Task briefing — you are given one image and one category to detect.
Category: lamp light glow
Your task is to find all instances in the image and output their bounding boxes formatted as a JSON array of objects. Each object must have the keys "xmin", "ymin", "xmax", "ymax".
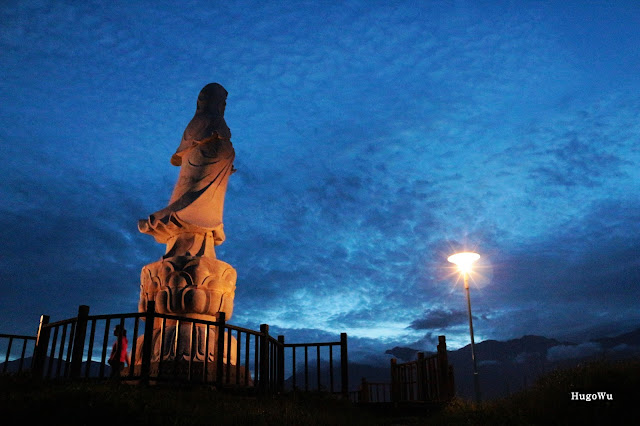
[
  {"xmin": 448, "ymin": 250, "xmax": 482, "ymax": 403},
  {"xmin": 447, "ymin": 252, "xmax": 480, "ymax": 273}
]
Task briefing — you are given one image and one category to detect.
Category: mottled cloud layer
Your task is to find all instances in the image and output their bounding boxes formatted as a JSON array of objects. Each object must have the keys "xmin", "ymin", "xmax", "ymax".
[{"xmin": 1, "ymin": 0, "xmax": 639, "ymax": 359}]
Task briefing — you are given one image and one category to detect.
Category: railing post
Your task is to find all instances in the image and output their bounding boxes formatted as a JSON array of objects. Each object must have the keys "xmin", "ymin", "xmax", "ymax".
[
  {"xmin": 259, "ymin": 324, "xmax": 269, "ymax": 392},
  {"xmin": 360, "ymin": 377, "xmax": 369, "ymax": 403},
  {"xmin": 437, "ymin": 335, "xmax": 451, "ymax": 400},
  {"xmin": 140, "ymin": 301, "xmax": 156, "ymax": 384},
  {"xmin": 416, "ymin": 352, "xmax": 425, "ymax": 401},
  {"xmin": 70, "ymin": 305, "xmax": 90, "ymax": 379},
  {"xmin": 32, "ymin": 314, "xmax": 51, "ymax": 379},
  {"xmin": 3, "ymin": 337, "xmax": 13, "ymax": 374},
  {"xmin": 216, "ymin": 312, "xmax": 226, "ymax": 386},
  {"xmin": 390, "ymin": 358, "xmax": 398, "ymax": 403},
  {"xmin": 277, "ymin": 335, "xmax": 285, "ymax": 393},
  {"xmin": 340, "ymin": 332, "xmax": 348, "ymax": 397}
]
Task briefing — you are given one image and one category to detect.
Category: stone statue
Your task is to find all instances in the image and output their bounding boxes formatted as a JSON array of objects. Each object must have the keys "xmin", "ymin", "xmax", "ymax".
[
  {"xmin": 138, "ymin": 83, "xmax": 235, "ymax": 258},
  {"xmin": 135, "ymin": 83, "xmax": 238, "ymax": 368}
]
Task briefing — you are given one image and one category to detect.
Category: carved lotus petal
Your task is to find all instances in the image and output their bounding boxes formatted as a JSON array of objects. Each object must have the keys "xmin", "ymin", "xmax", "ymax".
[
  {"xmin": 183, "ymin": 288, "xmax": 207, "ymax": 313},
  {"xmin": 200, "ymin": 276, "xmax": 218, "ymax": 289},
  {"xmin": 156, "ymin": 290, "xmax": 169, "ymax": 313},
  {"xmin": 183, "ymin": 262, "xmax": 203, "ymax": 284},
  {"xmin": 168, "ymin": 272, "xmax": 190, "ymax": 289},
  {"xmin": 158, "ymin": 262, "xmax": 175, "ymax": 282},
  {"xmin": 140, "ymin": 268, "xmax": 153, "ymax": 288},
  {"xmin": 183, "ymin": 258, "xmax": 201, "ymax": 269},
  {"xmin": 221, "ymin": 268, "xmax": 237, "ymax": 287}
]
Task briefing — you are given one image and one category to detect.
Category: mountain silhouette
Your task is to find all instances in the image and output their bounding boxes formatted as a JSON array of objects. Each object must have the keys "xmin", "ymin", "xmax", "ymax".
[
  {"xmin": 592, "ymin": 327, "xmax": 640, "ymax": 349},
  {"xmin": 384, "ymin": 327, "xmax": 640, "ymax": 400},
  {"xmin": 0, "ymin": 356, "xmax": 110, "ymax": 377}
]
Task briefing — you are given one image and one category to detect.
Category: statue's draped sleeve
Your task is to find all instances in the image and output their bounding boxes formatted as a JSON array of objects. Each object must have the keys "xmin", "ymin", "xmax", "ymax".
[
  {"xmin": 170, "ymin": 114, "xmax": 230, "ymax": 166},
  {"xmin": 138, "ymin": 134, "xmax": 235, "ymax": 245}
]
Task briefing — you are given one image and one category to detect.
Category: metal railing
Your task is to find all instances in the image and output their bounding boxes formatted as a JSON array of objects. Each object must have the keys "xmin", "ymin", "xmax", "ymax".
[
  {"xmin": 283, "ymin": 333, "xmax": 348, "ymax": 394},
  {"xmin": 0, "ymin": 333, "xmax": 36, "ymax": 374},
  {"xmin": 350, "ymin": 335, "xmax": 454, "ymax": 404},
  {"xmin": 5, "ymin": 302, "xmax": 348, "ymax": 395},
  {"xmin": 349, "ymin": 378, "xmax": 391, "ymax": 403},
  {"xmin": 390, "ymin": 336, "xmax": 455, "ymax": 403}
]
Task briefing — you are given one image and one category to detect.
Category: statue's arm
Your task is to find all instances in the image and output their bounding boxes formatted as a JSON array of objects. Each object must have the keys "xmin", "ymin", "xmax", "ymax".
[{"xmin": 171, "ymin": 132, "xmax": 226, "ymax": 166}]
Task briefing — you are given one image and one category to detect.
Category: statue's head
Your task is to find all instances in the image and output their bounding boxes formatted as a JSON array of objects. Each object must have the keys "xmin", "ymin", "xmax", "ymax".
[{"xmin": 197, "ymin": 83, "xmax": 228, "ymax": 116}]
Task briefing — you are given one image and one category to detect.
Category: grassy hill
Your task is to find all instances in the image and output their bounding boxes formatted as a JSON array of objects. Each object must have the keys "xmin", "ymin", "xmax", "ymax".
[
  {"xmin": 1, "ymin": 359, "xmax": 637, "ymax": 425},
  {"xmin": 430, "ymin": 359, "xmax": 639, "ymax": 425}
]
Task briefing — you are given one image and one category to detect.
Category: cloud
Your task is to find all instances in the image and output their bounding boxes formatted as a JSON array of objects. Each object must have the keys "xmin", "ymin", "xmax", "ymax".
[
  {"xmin": 409, "ymin": 309, "xmax": 469, "ymax": 330},
  {"xmin": 1, "ymin": 0, "xmax": 640, "ymax": 356},
  {"xmin": 547, "ymin": 342, "xmax": 602, "ymax": 362},
  {"xmin": 514, "ymin": 352, "xmax": 545, "ymax": 364},
  {"xmin": 385, "ymin": 347, "xmax": 420, "ymax": 362}
]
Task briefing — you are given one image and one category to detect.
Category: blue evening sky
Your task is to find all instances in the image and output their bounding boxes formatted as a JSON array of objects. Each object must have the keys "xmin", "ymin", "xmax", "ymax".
[{"xmin": 1, "ymin": 0, "xmax": 639, "ymax": 363}]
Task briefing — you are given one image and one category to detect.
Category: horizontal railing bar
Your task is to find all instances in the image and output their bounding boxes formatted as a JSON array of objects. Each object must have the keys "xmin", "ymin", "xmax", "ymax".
[
  {"xmin": 0, "ymin": 334, "xmax": 36, "ymax": 340},
  {"xmin": 69, "ymin": 312, "xmax": 225, "ymax": 327},
  {"xmin": 31, "ymin": 317, "xmax": 343, "ymax": 350},
  {"xmin": 86, "ymin": 313, "xmax": 145, "ymax": 321},
  {"xmin": 45, "ymin": 312, "xmax": 225, "ymax": 325},
  {"xmin": 267, "ymin": 336, "xmax": 281, "ymax": 345},
  {"xmin": 283, "ymin": 342, "xmax": 341, "ymax": 348},
  {"xmin": 44, "ymin": 318, "xmax": 78, "ymax": 328},
  {"xmin": 152, "ymin": 313, "xmax": 222, "ymax": 326},
  {"xmin": 224, "ymin": 324, "xmax": 262, "ymax": 335}
]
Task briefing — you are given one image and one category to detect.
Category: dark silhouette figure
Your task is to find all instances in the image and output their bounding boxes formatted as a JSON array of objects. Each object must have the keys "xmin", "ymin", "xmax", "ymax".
[{"xmin": 109, "ymin": 324, "xmax": 131, "ymax": 378}]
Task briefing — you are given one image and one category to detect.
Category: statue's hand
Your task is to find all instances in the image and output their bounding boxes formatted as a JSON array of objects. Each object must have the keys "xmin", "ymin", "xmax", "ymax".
[{"xmin": 170, "ymin": 154, "xmax": 182, "ymax": 166}]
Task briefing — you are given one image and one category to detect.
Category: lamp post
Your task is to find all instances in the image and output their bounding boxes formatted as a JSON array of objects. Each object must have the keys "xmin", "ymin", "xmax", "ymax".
[{"xmin": 448, "ymin": 251, "xmax": 481, "ymax": 403}]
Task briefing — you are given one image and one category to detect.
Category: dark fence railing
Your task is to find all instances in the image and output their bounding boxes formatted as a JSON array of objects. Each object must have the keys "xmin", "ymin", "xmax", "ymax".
[
  {"xmin": 391, "ymin": 335, "xmax": 454, "ymax": 403},
  {"xmin": 349, "ymin": 378, "xmax": 391, "ymax": 403},
  {"xmin": 350, "ymin": 335, "xmax": 454, "ymax": 404},
  {"xmin": 2, "ymin": 303, "xmax": 348, "ymax": 396},
  {"xmin": 283, "ymin": 332, "xmax": 348, "ymax": 395},
  {"xmin": 0, "ymin": 333, "xmax": 37, "ymax": 374}
]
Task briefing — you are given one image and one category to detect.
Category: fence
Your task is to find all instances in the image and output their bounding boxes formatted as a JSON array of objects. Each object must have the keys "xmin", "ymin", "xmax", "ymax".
[
  {"xmin": 351, "ymin": 335, "xmax": 454, "ymax": 404},
  {"xmin": 350, "ymin": 378, "xmax": 392, "ymax": 403},
  {"xmin": 0, "ymin": 333, "xmax": 36, "ymax": 374},
  {"xmin": 1, "ymin": 302, "xmax": 348, "ymax": 395},
  {"xmin": 283, "ymin": 333, "xmax": 348, "ymax": 394},
  {"xmin": 391, "ymin": 335, "xmax": 454, "ymax": 402}
]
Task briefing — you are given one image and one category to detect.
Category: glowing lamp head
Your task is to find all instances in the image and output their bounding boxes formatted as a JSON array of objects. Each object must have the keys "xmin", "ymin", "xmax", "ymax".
[{"xmin": 448, "ymin": 252, "xmax": 480, "ymax": 274}]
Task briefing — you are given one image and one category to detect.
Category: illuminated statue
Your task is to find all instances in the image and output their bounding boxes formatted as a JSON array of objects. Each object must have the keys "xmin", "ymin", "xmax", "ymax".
[
  {"xmin": 139, "ymin": 83, "xmax": 235, "ymax": 258},
  {"xmin": 136, "ymin": 83, "xmax": 238, "ymax": 366}
]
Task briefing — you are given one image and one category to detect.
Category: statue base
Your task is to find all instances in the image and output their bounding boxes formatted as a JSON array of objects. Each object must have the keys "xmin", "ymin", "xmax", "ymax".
[
  {"xmin": 139, "ymin": 255, "xmax": 236, "ymax": 320},
  {"xmin": 134, "ymin": 323, "xmax": 238, "ymax": 365}
]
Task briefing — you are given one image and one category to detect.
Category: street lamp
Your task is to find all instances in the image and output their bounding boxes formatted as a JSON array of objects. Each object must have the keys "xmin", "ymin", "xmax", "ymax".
[{"xmin": 448, "ymin": 251, "xmax": 481, "ymax": 403}]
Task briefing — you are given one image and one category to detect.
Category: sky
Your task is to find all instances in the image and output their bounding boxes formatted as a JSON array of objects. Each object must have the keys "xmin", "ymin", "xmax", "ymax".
[{"xmin": 1, "ymin": 0, "xmax": 639, "ymax": 365}]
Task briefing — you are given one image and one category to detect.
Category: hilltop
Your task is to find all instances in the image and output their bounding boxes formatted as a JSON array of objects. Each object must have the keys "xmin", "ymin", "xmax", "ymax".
[{"xmin": 385, "ymin": 326, "xmax": 640, "ymax": 400}]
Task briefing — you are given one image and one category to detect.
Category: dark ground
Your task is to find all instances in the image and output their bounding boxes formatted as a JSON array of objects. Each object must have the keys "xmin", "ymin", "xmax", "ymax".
[{"xmin": 1, "ymin": 360, "xmax": 638, "ymax": 425}]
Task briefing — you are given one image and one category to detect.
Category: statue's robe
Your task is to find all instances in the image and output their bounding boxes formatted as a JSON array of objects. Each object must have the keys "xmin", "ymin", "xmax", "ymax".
[{"xmin": 138, "ymin": 83, "xmax": 235, "ymax": 253}]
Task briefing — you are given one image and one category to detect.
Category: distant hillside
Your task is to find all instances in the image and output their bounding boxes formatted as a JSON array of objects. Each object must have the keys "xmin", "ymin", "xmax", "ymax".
[
  {"xmin": 592, "ymin": 327, "xmax": 640, "ymax": 348},
  {"xmin": 385, "ymin": 327, "xmax": 640, "ymax": 400},
  {"xmin": 0, "ymin": 356, "xmax": 110, "ymax": 377},
  {"xmin": 283, "ymin": 328, "xmax": 640, "ymax": 398},
  {"xmin": 449, "ymin": 335, "xmax": 562, "ymax": 400}
]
